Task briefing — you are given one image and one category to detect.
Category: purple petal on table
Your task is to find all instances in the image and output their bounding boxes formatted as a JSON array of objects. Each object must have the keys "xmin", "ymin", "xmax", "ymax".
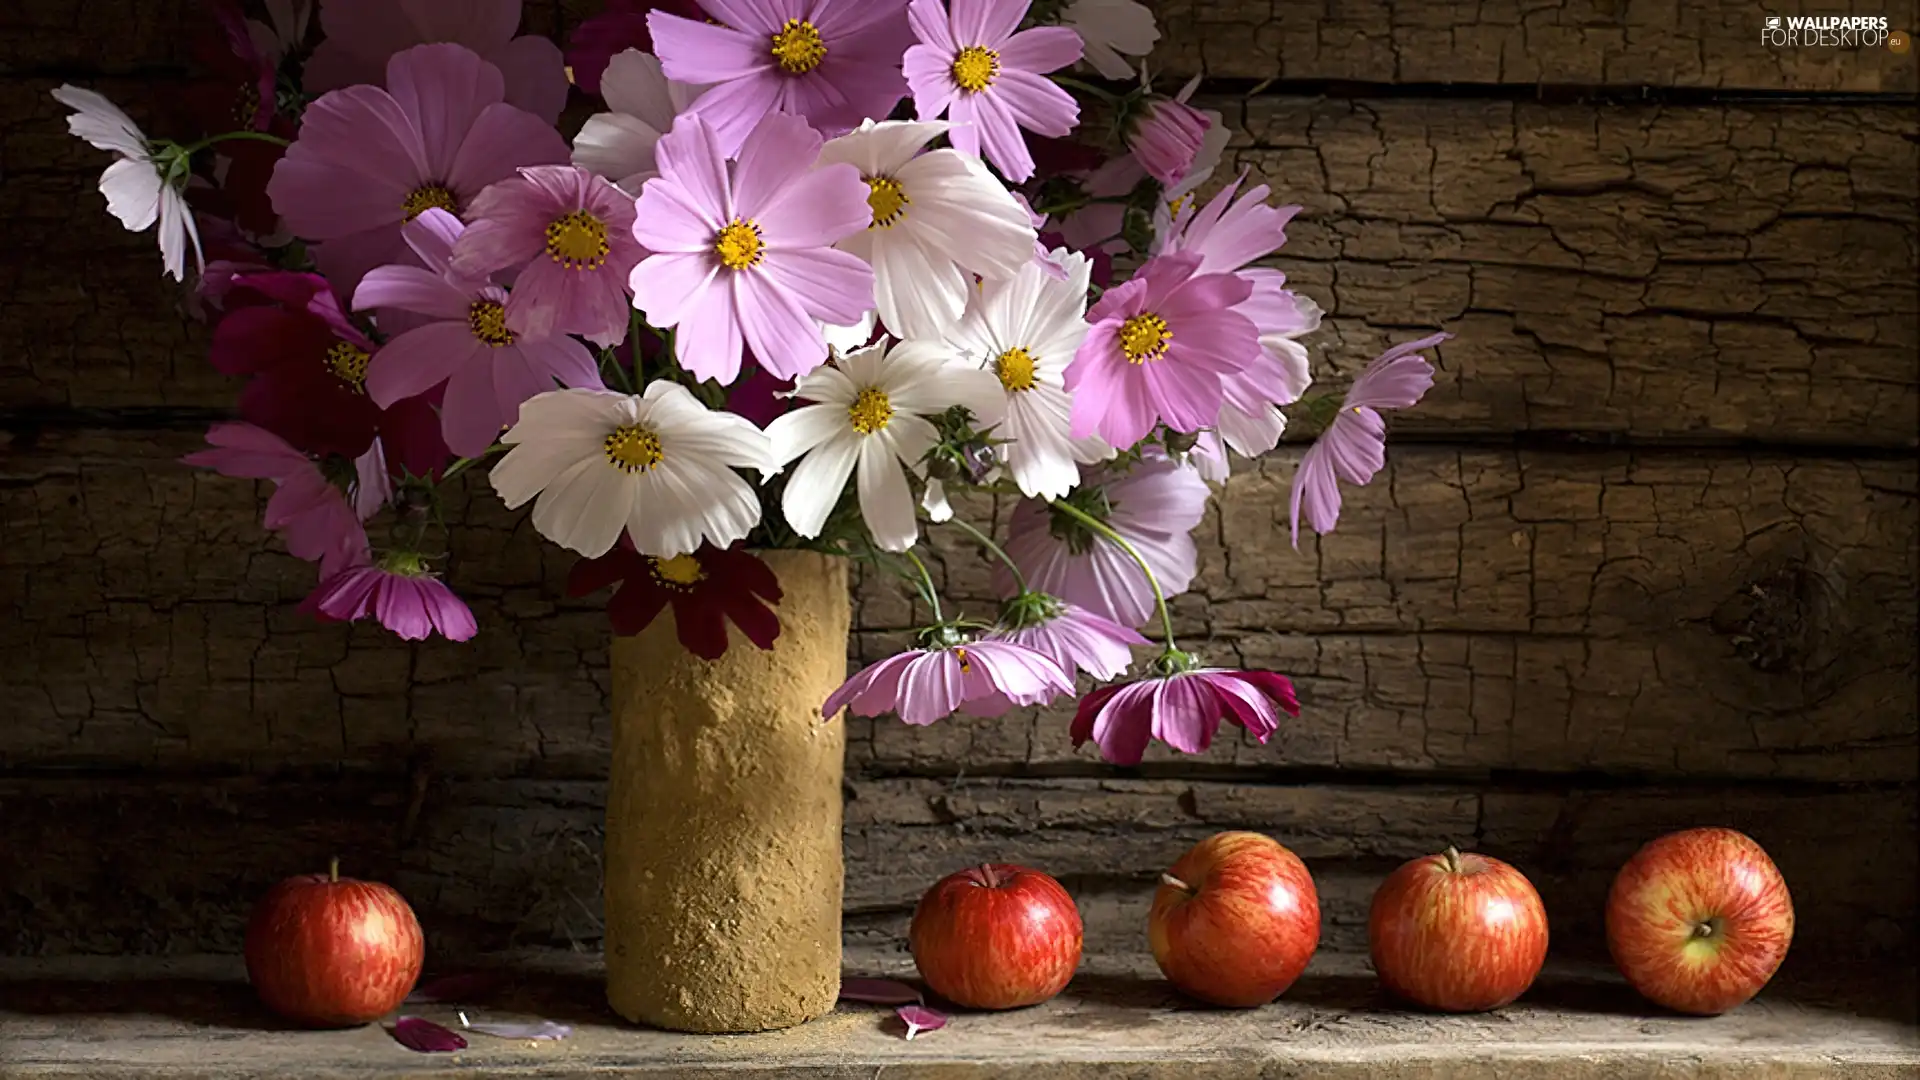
[
  {"xmin": 895, "ymin": 1003, "xmax": 949, "ymax": 1040},
  {"xmin": 391, "ymin": 1016, "xmax": 468, "ymax": 1053},
  {"xmin": 406, "ymin": 972, "xmax": 508, "ymax": 1004},
  {"xmin": 464, "ymin": 1019, "xmax": 573, "ymax": 1041},
  {"xmin": 839, "ymin": 978, "xmax": 924, "ymax": 1005}
]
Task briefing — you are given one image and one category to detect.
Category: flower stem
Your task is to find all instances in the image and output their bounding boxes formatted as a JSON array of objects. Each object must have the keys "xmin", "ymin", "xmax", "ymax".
[
  {"xmin": 1051, "ymin": 74, "xmax": 1125, "ymax": 105},
  {"xmin": 438, "ymin": 443, "xmax": 507, "ymax": 484},
  {"xmin": 945, "ymin": 515, "xmax": 1027, "ymax": 595},
  {"xmin": 903, "ymin": 547, "xmax": 943, "ymax": 623},
  {"xmin": 1047, "ymin": 497, "xmax": 1177, "ymax": 650},
  {"xmin": 180, "ymin": 130, "xmax": 292, "ymax": 155}
]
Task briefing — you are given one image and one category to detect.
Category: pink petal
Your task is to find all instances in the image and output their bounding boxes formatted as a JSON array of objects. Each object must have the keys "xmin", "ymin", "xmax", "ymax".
[
  {"xmin": 1090, "ymin": 681, "xmax": 1157, "ymax": 765},
  {"xmin": 366, "ymin": 321, "xmax": 485, "ymax": 407},
  {"xmin": 895, "ymin": 1003, "xmax": 949, "ymax": 1040},
  {"xmin": 758, "ymin": 247, "xmax": 875, "ymax": 326},
  {"xmin": 906, "ymin": 0, "xmax": 956, "ymax": 52},
  {"xmin": 902, "ymin": 43, "xmax": 957, "ymax": 123},
  {"xmin": 730, "ymin": 112, "xmax": 824, "ymax": 222},
  {"xmin": 391, "ymin": 1016, "xmax": 467, "ymax": 1053},
  {"xmin": 996, "ymin": 25, "xmax": 1083, "ymax": 71},
  {"xmin": 448, "ymin": 104, "xmax": 572, "ymax": 202},
  {"xmin": 839, "ymin": 978, "xmax": 923, "ymax": 1005},
  {"xmin": 822, "ymin": 651, "xmax": 919, "ymax": 719},
  {"xmin": 649, "ymin": 12, "xmax": 771, "ymax": 82},
  {"xmin": 732, "ymin": 273, "xmax": 826, "ymax": 383},
  {"xmin": 992, "ymin": 68, "xmax": 1079, "ymax": 137},
  {"xmin": 630, "ymin": 251, "xmax": 720, "ymax": 328},
  {"xmin": 1288, "ymin": 436, "xmax": 1342, "ymax": 547},
  {"xmin": 267, "ymin": 87, "xmax": 423, "ymax": 239},
  {"xmin": 374, "ymin": 575, "xmax": 436, "ymax": 641},
  {"xmin": 1151, "ymin": 674, "xmax": 1219, "ymax": 755},
  {"xmin": 353, "ymin": 265, "xmax": 472, "ymax": 320},
  {"xmin": 969, "ymin": 91, "xmax": 1035, "ymax": 182},
  {"xmin": 491, "ymin": 35, "xmax": 569, "ymax": 124},
  {"xmin": 401, "ymin": 207, "xmax": 466, "ymax": 275},
  {"xmin": 384, "ymin": 43, "xmax": 507, "ymax": 183},
  {"xmin": 673, "ymin": 276, "xmax": 745, "ymax": 383},
  {"xmin": 679, "ymin": 70, "xmax": 785, "ymax": 160},
  {"xmin": 441, "ymin": 362, "xmax": 510, "ymax": 457},
  {"xmin": 652, "ymin": 113, "xmax": 733, "ymax": 223},
  {"xmin": 425, "ymin": 581, "xmax": 479, "ymax": 642},
  {"xmin": 753, "ymin": 165, "xmax": 872, "ymax": 249},
  {"xmin": 897, "ymin": 650, "xmax": 967, "ymax": 725}
]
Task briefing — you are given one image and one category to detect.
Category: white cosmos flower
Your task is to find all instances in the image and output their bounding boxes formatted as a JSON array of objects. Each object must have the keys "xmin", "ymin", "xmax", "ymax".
[
  {"xmin": 768, "ymin": 339, "xmax": 1004, "ymax": 552},
  {"xmin": 819, "ymin": 120, "xmax": 1036, "ymax": 340},
  {"xmin": 53, "ymin": 85, "xmax": 202, "ymax": 282},
  {"xmin": 571, "ymin": 49, "xmax": 703, "ymax": 195},
  {"xmin": 489, "ymin": 382, "xmax": 773, "ymax": 559},
  {"xmin": 942, "ymin": 247, "xmax": 1112, "ymax": 501},
  {"xmin": 1063, "ymin": 0, "xmax": 1160, "ymax": 79}
]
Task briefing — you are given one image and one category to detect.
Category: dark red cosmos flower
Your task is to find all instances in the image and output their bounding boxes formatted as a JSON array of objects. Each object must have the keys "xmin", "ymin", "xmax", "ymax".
[
  {"xmin": 211, "ymin": 271, "xmax": 448, "ymax": 477},
  {"xmin": 565, "ymin": 0, "xmax": 704, "ymax": 96},
  {"xmin": 567, "ymin": 545, "xmax": 783, "ymax": 660}
]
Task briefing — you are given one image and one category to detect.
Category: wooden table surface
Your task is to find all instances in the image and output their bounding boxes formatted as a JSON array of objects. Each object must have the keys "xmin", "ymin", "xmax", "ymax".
[{"xmin": 1, "ymin": 950, "xmax": 1913, "ymax": 1078}]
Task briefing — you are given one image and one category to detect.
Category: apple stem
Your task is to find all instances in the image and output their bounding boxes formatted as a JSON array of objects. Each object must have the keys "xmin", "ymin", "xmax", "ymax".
[
  {"xmin": 1442, "ymin": 846, "xmax": 1463, "ymax": 873},
  {"xmin": 328, "ymin": 857, "xmax": 339, "ymax": 883},
  {"xmin": 975, "ymin": 864, "xmax": 1000, "ymax": 889},
  {"xmin": 1160, "ymin": 873, "xmax": 1194, "ymax": 895}
]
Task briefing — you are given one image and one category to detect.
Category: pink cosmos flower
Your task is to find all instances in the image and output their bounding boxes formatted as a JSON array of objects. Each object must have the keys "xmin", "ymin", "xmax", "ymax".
[
  {"xmin": 1125, "ymin": 95, "xmax": 1210, "ymax": 187},
  {"xmin": 648, "ymin": 0, "xmax": 912, "ymax": 156},
  {"xmin": 452, "ymin": 166, "xmax": 645, "ymax": 345},
  {"xmin": 182, "ymin": 422, "xmax": 369, "ymax": 578},
  {"xmin": 1290, "ymin": 333, "xmax": 1448, "ymax": 545},
  {"xmin": 995, "ymin": 456, "xmax": 1208, "ymax": 629},
  {"xmin": 1072, "ymin": 668, "xmax": 1301, "ymax": 765},
  {"xmin": 566, "ymin": 0, "xmax": 704, "ymax": 96},
  {"xmin": 903, "ymin": 0, "xmax": 1082, "ymax": 182},
  {"xmin": 822, "ymin": 639, "xmax": 1073, "ymax": 725},
  {"xmin": 266, "ymin": 44, "xmax": 569, "ymax": 294},
  {"xmin": 354, "ymin": 208, "xmax": 602, "ymax": 457},
  {"xmin": 628, "ymin": 112, "xmax": 875, "ymax": 383},
  {"xmin": 991, "ymin": 599, "xmax": 1147, "ymax": 681},
  {"xmin": 1064, "ymin": 251, "xmax": 1260, "ymax": 449},
  {"xmin": 304, "ymin": 558, "xmax": 479, "ymax": 642},
  {"xmin": 304, "ymin": 0, "xmax": 568, "ymax": 123}
]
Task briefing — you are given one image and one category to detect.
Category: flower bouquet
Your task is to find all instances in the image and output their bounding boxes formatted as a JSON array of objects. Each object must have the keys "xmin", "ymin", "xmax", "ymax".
[{"xmin": 55, "ymin": 0, "xmax": 1448, "ymax": 1030}]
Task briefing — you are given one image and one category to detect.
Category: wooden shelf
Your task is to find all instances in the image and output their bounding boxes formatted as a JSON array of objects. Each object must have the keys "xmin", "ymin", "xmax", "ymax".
[{"xmin": 2, "ymin": 950, "xmax": 1914, "ymax": 1078}]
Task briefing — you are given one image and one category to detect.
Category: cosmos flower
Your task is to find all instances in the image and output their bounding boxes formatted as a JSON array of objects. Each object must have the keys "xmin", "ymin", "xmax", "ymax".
[
  {"xmin": 567, "ymin": 543, "xmax": 783, "ymax": 658},
  {"xmin": 304, "ymin": 0, "xmax": 569, "ymax": 123},
  {"xmin": 903, "ymin": 0, "xmax": 1082, "ymax": 182},
  {"xmin": 822, "ymin": 639, "xmax": 1074, "ymax": 724},
  {"xmin": 304, "ymin": 554, "xmax": 479, "ymax": 642},
  {"xmin": 988, "ymin": 596, "xmax": 1146, "ymax": 682},
  {"xmin": 1072, "ymin": 667, "xmax": 1300, "ymax": 765},
  {"xmin": 52, "ymin": 85, "xmax": 202, "ymax": 282},
  {"xmin": 182, "ymin": 422, "xmax": 368, "ymax": 578},
  {"xmin": 1289, "ymin": 333, "xmax": 1448, "ymax": 545},
  {"xmin": 1125, "ymin": 94, "xmax": 1211, "ymax": 187},
  {"xmin": 570, "ymin": 49, "xmax": 704, "ymax": 195}
]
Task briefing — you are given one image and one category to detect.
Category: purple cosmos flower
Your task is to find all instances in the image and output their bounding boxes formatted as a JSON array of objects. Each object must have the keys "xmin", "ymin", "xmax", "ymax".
[
  {"xmin": 995, "ymin": 456, "xmax": 1208, "ymax": 629},
  {"xmin": 648, "ymin": 0, "xmax": 912, "ymax": 156},
  {"xmin": 305, "ymin": 556, "xmax": 479, "ymax": 643},
  {"xmin": 822, "ymin": 640, "xmax": 1073, "ymax": 725},
  {"xmin": 1064, "ymin": 251, "xmax": 1260, "ymax": 449},
  {"xmin": 353, "ymin": 209, "xmax": 602, "ymax": 457},
  {"xmin": 1125, "ymin": 95, "xmax": 1211, "ymax": 187},
  {"xmin": 452, "ymin": 165, "xmax": 646, "ymax": 345},
  {"xmin": 304, "ymin": 0, "xmax": 569, "ymax": 124},
  {"xmin": 1071, "ymin": 668, "xmax": 1301, "ymax": 765},
  {"xmin": 266, "ymin": 44, "xmax": 569, "ymax": 294},
  {"xmin": 903, "ymin": 0, "xmax": 1082, "ymax": 182},
  {"xmin": 1290, "ymin": 333, "xmax": 1448, "ymax": 545},
  {"xmin": 991, "ymin": 599, "xmax": 1148, "ymax": 681},
  {"xmin": 628, "ymin": 112, "xmax": 876, "ymax": 384},
  {"xmin": 182, "ymin": 422, "xmax": 369, "ymax": 578}
]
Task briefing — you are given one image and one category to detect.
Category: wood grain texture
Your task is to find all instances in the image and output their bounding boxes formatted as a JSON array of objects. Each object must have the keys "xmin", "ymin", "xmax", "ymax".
[
  {"xmin": 6, "ymin": 430, "xmax": 1912, "ymax": 781},
  {"xmin": 0, "ymin": 775, "xmax": 1910, "ymax": 963}
]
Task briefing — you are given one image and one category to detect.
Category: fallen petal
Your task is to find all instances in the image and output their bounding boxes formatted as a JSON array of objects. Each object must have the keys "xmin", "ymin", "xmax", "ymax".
[
  {"xmin": 391, "ymin": 1017, "xmax": 468, "ymax": 1053},
  {"xmin": 406, "ymin": 972, "xmax": 507, "ymax": 1004},
  {"xmin": 464, "ymin": 1019, "xmax": 573, "ymax": 1041},
  {"xmin": 839, "ymin": 978, "xmax": 923, "ymax": 1005},
  {"xmin": 895, "ymin": 1003, "xmax": 949, "ymax": 1040}
]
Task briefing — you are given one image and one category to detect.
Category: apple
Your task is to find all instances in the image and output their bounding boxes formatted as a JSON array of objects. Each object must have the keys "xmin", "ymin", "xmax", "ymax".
[
  {"xmin": 1369, "ymin": 847, "xmax": 1549, "ymax": 1012},
  {"xmin": 1148, "ymin": 831, "xmax": 1320, "ymax": 1007},
  {"xmin": 244, "ymin": 858, "xmax": 425, "ymax": 1027},
  {"xmin": 909, "ymin": 863, "xmax": 1082, "ymax": 1009},
  {"xmin": 1606, "ymin": 827, "xmax": 1794, "ymax": 1015}
]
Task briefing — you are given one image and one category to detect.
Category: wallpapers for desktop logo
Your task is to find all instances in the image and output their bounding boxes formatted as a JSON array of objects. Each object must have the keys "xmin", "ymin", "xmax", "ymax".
[{"xmin": 1760, "ymin": 13, "xmax": 1898, "ymax": 47}]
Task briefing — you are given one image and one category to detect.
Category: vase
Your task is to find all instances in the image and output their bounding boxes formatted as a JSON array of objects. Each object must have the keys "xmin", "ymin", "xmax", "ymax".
[{"xmin": 603, "ymin": 550, "xmax": 848, "ymax": 1033}]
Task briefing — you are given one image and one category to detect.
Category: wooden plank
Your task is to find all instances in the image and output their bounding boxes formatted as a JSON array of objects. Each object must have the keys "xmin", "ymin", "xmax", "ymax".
[
  {"xmin": 0, "ymin": 775, "xmax": 1910, "ymax": 964},
  {"xmin": 5, "ymin": 430, "xmax": 1913, "ymax": 781},
  {"xmin": 7, "ymin": 76, "xmax": 1916, "ymax": 446}
]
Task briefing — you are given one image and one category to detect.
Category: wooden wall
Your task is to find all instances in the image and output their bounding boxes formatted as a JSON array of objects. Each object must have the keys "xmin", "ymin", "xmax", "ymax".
[{"xmin": 1, "ymin": 1, "xmax": 1915, "ymax": 967}]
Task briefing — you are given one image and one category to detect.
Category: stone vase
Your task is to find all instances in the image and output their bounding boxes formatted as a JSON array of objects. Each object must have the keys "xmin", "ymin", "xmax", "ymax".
[{"xmin": 603, "ymin": 551, "xmax": 848, "ymax": 1032}]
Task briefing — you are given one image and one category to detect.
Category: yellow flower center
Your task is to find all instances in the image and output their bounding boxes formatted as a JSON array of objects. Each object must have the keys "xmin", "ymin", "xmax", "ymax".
[
  {"xmin": 545, "ymin": 209, "xmax": 610, "ymax": 270},
  {"xmin": 1167, "ymin": 194, "xmax": 1188, "ymax": 219},
  {"xmin": 468, "ymin": 300, "xmax": 515, "ymax": 346},
  {"xmin": 604, "ymin": 424, "xmax": 664, "ymax": 473},
  {"xmin": 865, "ymin": 175, "xmax": 909, "ymax": 228},
  {"xmin": 847, "ymin": 386, "xmax": 893, "ymax": 435},
  {"xmin": 714, "ymin": 218, "xmax": 764, "ymax": 270},
  {"xmin": 994, "ymin": 346, "xmax": 1038, "ymax": 392},
  {"xmin": 770, "ymin": 19, "xmax": 827, "ymax": 74},
  {"xmin": 1118, "ymin": 313, "xmax": 1172, "ymax": 364},
  {"xmin": 233, "ymin": 81, "xmax": 261, "ymax": 128},
  {"xmin": 324, "ymin": 341, "xmax": 371, "ymax": 392},
  {"xmin": 403, "ymin": 184, "xmax": 458, "ymax": 221},
  {"xmin": 955, "ymin": 646, "xmax": 972, "ymax": 673},
  {"xmin": 651, "ymin": 553, "xmax": 705, "ymax": 588},
  {"xmin": 951, "ymin": 46, "xmax": 999, "ymax": 93}
]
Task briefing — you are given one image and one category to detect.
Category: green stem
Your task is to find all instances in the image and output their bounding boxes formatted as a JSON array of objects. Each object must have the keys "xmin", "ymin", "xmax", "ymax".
[
  {"xmin": 1047, "ymin": 498, "xmax": 1176, "ymax": 650},
  {"xmin": 1051, "ymin": 74, "xmax": 1125, "ymax": 104},
  {"xmin": 438, "ymin": 443, "xmax": 507, "ymax": 484},
  {"xmin": 903, "ymin": 547, "xmax": 943, "ymax": 624},
  {"xmin": 180, "ymin": 130, "xmax": 291, "ymax": 155},
  {"xmin": 946, "ymin": 515, "xmax": 1027, "ymax": 595}
]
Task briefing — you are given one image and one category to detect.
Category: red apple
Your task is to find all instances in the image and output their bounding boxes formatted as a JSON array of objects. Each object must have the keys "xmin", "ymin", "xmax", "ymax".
[
  {"xmin": 1369, "ymin": 847, "xmax": 1549, "ymax": 1012},
  {"xmin": 244, "ymin": 858, "xmax": 425, "ymax": 1027},
  {"xmin": 910, "ymin": 864, "xmax": 1082, "ymax": 1009},
  {"xmin": 1606, "ymin": 827, "xmax": 1794, "ymax": 1015},
  {"xmin": 1148, "ymin": 832, "xmax": 1320, "ymax": 1007}
]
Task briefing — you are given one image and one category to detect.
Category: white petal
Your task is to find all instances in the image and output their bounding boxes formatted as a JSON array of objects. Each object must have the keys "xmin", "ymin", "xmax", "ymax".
[
  {"xmin": 1001, "ymin": 394, "xmax": 1083, "ymax": 501},
  {"xmin": 871, "ymin": 232, "xmax": 969, "ymax": 340},
  {"xmin": 767, "ymin": 402, "xmax": 850, "ymax": 467},
  {"xmin": 505, "ymin": 388, "xmax": 634, "ymax": 442},
  {"xmin": 822, "ymin": 310, "xmax": 877, "ymax": 356},
  {"xmin": 98, "ymin": 156, "xmax": 161, "ymax": 234},
  {"xmin": 897, "ymin": 150, "xmax": 1036, "ymax": 282},
  {"xmin": 572, "ymin": 113, "xmax": 664, "ymax": 187},
  {"xmin": 782, "ymin": 431, "xmax": 861, "ymax": 537},
  {"xmin": 628, "ymin": 458, "xmax": 758, "ymax": 556},
  {"xmin": 857, "ymin": 440, "xmax": 919, "ymax": 552},
  {"xmin": 1219, "ymin": 402, "xmax": 1288, "ymax": 458},
  {"xmin": 530, "ymin": 457, "xmax": 636, "ymax": 558},
  {"xmin": 53, "ymin": 85, "xmax": 148, "ymax": 157},
  {"xmin": 156, "ymin": 187, "xmax": 202, "ymax": 282},
  {"xmin": 921, "ymin": 477, "xmax": 953, "ymax": 522},
  {"xmin": 817, "ymin": 119, "xmax": 950, "ymax": 178},
  {"xmin": 489, "ymin": 437, "xmax": 603, "ymax": 509}
]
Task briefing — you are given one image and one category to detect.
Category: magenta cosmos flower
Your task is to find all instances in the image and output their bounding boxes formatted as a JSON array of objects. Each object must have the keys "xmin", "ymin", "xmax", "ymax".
[
  {"xmin": 996, "ymin": 455, "xmax": 1208, "ymax": 629},
  {"xmin": 304, "ymin": 556, "xmax": 479, "ymax": 642},
  {"xmin": 1290, "ymin": 333, "xmax": 1448, "ymax": 545},
  {"xmin": 1073, "ymin": 667, "xmax": 1301, "ymax": 765},
  {"xmin": 1065, "ymin": 251, "xmax": 1261, "ymax": 449},
  {"xmin": 267, "ymin": 44, "xmax": 569, "ymax": 293},
  {"xmin": 304, "ymin": 0, "xmax": 568, "ymax": 123},
  {"xmin": 904, "ymin": 0, "xmax": 1082, "ymax": 182},
  {"xmin": 452, "ymin": 165, "xmax": 645, "ymax": 344},
  {"xmin": 648, "ymin": 0, "xmax": 912, "ymax": 156},
  {"xmin": 182, "ymin": 422, "xmax": 369, "ymax": 578},
  {"xmin": 822, "ymin": 639, "xmax": 1073, "ymax": 725},
  {"xmin": 629, "ymin": 112, "xmax": 875, "ymax": 383},
  {"xmin": 354, "ymin": 209, "xmax": 602, "ymax": 457},
  {"xmin": 1125, "ymin": 95, "xmax": 1211, "ymax": 187}
]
